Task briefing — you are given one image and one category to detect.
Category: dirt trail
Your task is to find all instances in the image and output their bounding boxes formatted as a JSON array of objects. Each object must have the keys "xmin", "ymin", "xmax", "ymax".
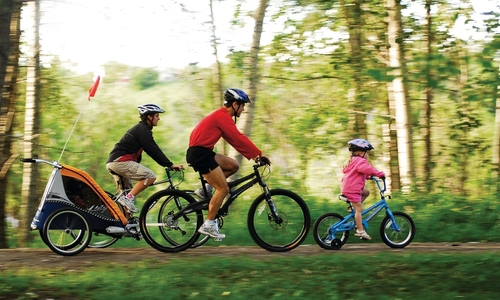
[{"xmin": 1, "ymin": 242, "xmax": 498, "ymax": 271}]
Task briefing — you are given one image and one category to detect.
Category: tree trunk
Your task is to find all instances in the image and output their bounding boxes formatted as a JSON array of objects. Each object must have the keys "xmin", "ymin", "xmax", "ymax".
[
  {"xmin": 209, "ymin": 0, "xmax": 223, "ymax": 109},
  {"xmin": 456, "ymin": 40, "xmax": 469, "ymax": 196},
  {"xmin": 0, "ymin": 0, "xmax": 23, "ymax": 249},
  {"xmin": 19, "ymin": 0, "xmax": 41, "ymax": 247},
  {"xmin": 421, "ymin": 0, "xmax": 433, "ymax": 192},
  {"xmin": 387, "ymin": 0, "xmax": 413, "ymax": 193},
  {"xmin": 340, "ymin": 0, "xmax": 366, "ymax": 138},
  {"xmin": 229, "ymin": 0, "xmax": 269, "ymax": 175},
  {"xmin": 385, "ymin": 83, "xmax": 401, "ymax": 191},
  {"xmin": 209, "ymin": 0, "xmax": 226, "ymax": 155},
  {"xmin": 492, "ymin": 57, "xmax": 500, "ymax": 193}
]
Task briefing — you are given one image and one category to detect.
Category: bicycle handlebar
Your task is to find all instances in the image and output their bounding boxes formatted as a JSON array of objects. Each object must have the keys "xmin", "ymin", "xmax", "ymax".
[
  {"xmin": 370, "ymin": 176, "xmax": 386, "ymax": 193},
  {"xmin": 255, "ymin": 156, "xmax": 271, "ymax": 167},
  {"xmin": 20, "ymin": 158, "xmax": 62, "ymax": 168}
]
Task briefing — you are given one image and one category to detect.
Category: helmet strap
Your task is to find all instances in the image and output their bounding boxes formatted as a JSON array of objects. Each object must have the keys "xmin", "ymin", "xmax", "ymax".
[
  {"xmin": 231, "ymin": 102, "xmax": 241, "ymax": 124},
  {"xmin": 144, "ymin": 114, "xmax": 154, "ymax": 128}
]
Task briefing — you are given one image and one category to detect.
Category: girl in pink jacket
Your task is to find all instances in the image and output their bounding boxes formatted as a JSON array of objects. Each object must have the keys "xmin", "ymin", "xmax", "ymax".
[{"xmin": 341, "ymin": 138, "xmax": 385, "ymax": 240}]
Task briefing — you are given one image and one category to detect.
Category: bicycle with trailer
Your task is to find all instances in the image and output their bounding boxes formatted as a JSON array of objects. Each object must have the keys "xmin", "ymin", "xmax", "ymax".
[
  {"xmin": 312, "ymin": 176, "xmax": 415, "ymax": 250},
  {"xmin": 139, "ymin": 157, "xmax": 311, "ymax": 253},
  {"xmin": 20, "ymin": 157, "xmax": 185, "ymax": 256}
]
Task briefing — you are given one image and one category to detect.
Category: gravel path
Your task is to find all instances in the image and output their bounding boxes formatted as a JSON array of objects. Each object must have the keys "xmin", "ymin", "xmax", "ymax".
[{"xmin": 1, "ymin": 242, "xmax": 498, "ymax": 271}]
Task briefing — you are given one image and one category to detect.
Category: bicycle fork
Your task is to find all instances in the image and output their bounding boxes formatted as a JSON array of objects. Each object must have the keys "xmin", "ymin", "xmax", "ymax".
[
  {"xmin": 258, "ymin": 187, "xmax": 283, "ymax": 225},
  {"xmin": 384, "ymin": 208, "xmax": 402, "ymax": 232}
]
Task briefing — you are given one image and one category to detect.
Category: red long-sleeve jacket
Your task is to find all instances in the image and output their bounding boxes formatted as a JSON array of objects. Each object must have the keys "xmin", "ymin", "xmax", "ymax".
[{"xmin": 189, "ymin": 107, "xmax": 261, "ymax": 160}]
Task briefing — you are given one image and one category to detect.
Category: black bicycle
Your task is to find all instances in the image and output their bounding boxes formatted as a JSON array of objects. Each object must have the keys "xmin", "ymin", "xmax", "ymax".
[{"xmin": 139, "ymin": 158, "xmax": 311, "ymax": 253}]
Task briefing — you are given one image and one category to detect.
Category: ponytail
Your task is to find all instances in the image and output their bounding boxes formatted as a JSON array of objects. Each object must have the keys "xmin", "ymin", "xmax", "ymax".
[{"xmin": 343, "ymin": 155, "xmax": 353, "ymax": 170}]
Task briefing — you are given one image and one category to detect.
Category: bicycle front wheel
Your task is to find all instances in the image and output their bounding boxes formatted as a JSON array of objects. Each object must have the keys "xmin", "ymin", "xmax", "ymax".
[
  {"xmin": 380, "ymin": 211, "xmax": 415, "ymax": 248},
  {"xmin": 140, "ymin": 189, "xmax": 203, "ymax": 253},
  {"xmin": 248, "ymin": 189, "xmax": 311, "ymax": 252}
]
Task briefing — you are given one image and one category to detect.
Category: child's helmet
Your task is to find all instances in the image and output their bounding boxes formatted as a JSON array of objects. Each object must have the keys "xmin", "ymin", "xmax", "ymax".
[{"xmin": 348, "ymin": 138, "xmax": 374, "ymax": 152}]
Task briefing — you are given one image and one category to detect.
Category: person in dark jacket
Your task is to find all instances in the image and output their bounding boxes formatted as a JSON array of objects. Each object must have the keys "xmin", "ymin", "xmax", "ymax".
[{"xmin": 106, "ymin": 104, "xmax": 183, "ymax": 213}]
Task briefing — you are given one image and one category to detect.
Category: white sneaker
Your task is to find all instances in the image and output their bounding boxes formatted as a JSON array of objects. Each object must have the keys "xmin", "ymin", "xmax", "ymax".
[
  {"xmin": 198, "ymin": 221, "xmax": 225, "ymax": 240},
  {"xmin": 117, "ymin": 196, "xmax": 138, "ymax": 213},
  {"xmin": 194, "ymin": 184, "xmax": 214, "ymax": 200}
]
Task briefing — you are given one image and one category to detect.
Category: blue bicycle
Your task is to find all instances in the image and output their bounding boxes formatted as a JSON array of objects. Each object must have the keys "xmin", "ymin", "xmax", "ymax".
[{"xmin": 313, "ymin": 177, "xmax": 415, "ymax": 250}]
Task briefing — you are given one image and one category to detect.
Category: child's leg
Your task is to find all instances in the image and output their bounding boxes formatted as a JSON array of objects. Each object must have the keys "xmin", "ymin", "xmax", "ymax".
[
  {"xmin": 352, "ymin": 202, "xmax": 363, "ymax": 230},
  {"xmin": 352, "ymin": 201, "xmax": 371, "ymax": 239},
  {"xmin": 361, "ymin": 187, "xmax": 370, "ymax": 203}
]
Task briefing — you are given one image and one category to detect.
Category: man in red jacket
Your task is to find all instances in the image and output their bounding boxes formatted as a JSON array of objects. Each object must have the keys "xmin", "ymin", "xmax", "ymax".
[{"xmin": 186, "ymin": 88, "xmax": 271, "ymax": 240}]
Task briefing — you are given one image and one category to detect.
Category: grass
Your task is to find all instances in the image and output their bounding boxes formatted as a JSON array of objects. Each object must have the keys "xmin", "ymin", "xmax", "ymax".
[{"xmin": 1, "ymin": 252, "xmax": 499, "ymax": 299}]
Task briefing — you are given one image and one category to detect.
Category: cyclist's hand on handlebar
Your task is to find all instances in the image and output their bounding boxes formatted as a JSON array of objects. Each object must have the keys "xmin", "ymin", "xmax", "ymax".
[
  {"xmin": 257, "ymin": 155, "xmax": 271, "ymax": 166},
  {"xmin": 169, "ymin": 164, "xmax": 184, "ymax": 171}
]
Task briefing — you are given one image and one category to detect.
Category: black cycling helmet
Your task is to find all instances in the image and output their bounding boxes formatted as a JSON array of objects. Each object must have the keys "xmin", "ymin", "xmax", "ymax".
[
  {"xmin": 224, "ymin": 88, "xmax": 251, "ymax": 104},
  {"xmin": 348, "ymin": 138, "xmax": 374, "ymax": 152},
  {"xmin": 137, "ymin": 103, "xmax": 165, "ymax": 116}
]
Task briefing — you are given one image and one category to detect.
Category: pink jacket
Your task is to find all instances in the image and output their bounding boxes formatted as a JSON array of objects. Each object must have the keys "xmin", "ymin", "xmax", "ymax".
[{"xmin": 341, "ymin": 156, "xmax": 385, "ymax": 200}]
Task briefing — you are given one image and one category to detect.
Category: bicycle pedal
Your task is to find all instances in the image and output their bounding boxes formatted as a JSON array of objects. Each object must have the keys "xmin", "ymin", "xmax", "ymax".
[
  {"xmin": 359, "ymin": 237, "xmax": 369, "ymax": 241},
  {"xmin": 213, "ymin": 237, "xmax": 224, "ymax": 242}
]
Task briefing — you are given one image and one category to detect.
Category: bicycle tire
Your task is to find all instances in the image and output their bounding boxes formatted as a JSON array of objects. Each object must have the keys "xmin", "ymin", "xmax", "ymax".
[
  {"xmin": 140, "ymin": 189, "xmax": 203, "ymax": 253},
  {"xmin": 42, "ymin": 207, "xmax": 92, "ymax": 256},
  {"xmin": 87, "ymin": 232, "xmax": 120, "ymax": 248},
  {"xmin": 155, "ymin": 189, "xmax": 211, "ymax": 249},
  {"xmin": 247, "ymin": 188, "xmax": 310, "ymax": 252},
  {"xmin": 87, "ymin": 191, "xmax": 123, "ymax": 248},
  {"xmin": 380, "ymin": 211, "xmax": 415, "ymax": 248},
  {"xmin": 312, "ymin": 212, "xmax": 350, "ymax": 250}
]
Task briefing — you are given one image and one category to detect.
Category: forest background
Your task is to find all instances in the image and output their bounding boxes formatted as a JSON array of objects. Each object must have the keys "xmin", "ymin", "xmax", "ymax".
[{"xmin": 0, "ymin": 0, "xmax": 500, "ymax": 248}]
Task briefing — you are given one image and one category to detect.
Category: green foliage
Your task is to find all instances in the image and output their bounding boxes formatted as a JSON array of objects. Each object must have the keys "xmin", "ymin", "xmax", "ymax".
[{"xmin": 131, "ymin": 67, "xmax": 160, "ymax": 90}]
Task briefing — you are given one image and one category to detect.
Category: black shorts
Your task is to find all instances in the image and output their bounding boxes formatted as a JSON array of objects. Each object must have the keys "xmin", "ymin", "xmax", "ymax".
[{"xmin": 186, "ymin": 146, "xmax": 219, "ymax": 175}]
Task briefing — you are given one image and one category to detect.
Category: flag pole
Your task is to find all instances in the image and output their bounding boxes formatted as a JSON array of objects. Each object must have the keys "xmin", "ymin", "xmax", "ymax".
[{"xmin": 57, "ymin": 76, "xmax": 100, "ymax": 162}]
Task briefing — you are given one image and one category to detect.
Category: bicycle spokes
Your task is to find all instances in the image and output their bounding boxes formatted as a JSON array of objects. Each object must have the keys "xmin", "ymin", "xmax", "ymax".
[{"xmin": 248, "ymin": 189, "xmax": 310, "ymax": 252}]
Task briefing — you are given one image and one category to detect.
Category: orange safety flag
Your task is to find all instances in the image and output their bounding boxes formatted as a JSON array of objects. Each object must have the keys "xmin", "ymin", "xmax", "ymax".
[{"xmin": 87, "ymin": 75, "xmax": 101, "ymax": 100}]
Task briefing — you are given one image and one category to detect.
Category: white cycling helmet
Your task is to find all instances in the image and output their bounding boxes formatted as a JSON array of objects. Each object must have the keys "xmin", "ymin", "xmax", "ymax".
[{"xmin": 137, "ymin": 103, "xmax": 165, "ymax": 116}]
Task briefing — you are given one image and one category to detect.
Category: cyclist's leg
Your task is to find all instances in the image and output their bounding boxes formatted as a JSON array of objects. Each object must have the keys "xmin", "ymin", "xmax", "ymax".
[
  {"xmin": 361, "ymin": 187, "xmax": 370, "ymax": 203},
  {"xmin": 352, "ymin": 201, "xmax": 363, "ymax": 229},
  {"xmin": 352, "ymin": 201, "xmax": 371, "ymax": 240},
  {"xmin": 203, "ymin": 167, "xmax": 230, "ymax": 220},
  {"xmin": 130, "ymin": 177, "xmax": 155, "ymax": 197},
  {"xmin": 109, "ymin": 161, "xmax": 157, "ymax": 198},
  {"xmin": 214, "ymin": 153, "xmax": 239, "ymax": 178}
]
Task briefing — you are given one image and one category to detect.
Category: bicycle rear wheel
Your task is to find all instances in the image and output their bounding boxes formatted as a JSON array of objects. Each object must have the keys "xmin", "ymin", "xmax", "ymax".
[
  {"xmin": 140, "ymin": 189, "xmax": 203, "ymax": 253},
  {"xmin": 380, "ymin": 211, "xmax": 415, "ymax": 248},
  {"xmin": 155, "ymin": 189, "xmax": 211, "ymax": 249},
  {"xmin": 247, "ymin": 189, "xmax": 310, "ymax": 252},
  {"xmin": 312, "ymin": 212, "xmax": 350, "ymax": 250}
]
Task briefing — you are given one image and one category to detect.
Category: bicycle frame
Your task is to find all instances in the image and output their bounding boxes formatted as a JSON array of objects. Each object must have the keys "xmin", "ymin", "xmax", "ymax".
[
  {"xmin": 172, "ymin": 161, "xmax": 280, "ymax": 223},
  {"xmin": 329, "ymin": 178, "xmax": 401, "ymax": 235}
]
